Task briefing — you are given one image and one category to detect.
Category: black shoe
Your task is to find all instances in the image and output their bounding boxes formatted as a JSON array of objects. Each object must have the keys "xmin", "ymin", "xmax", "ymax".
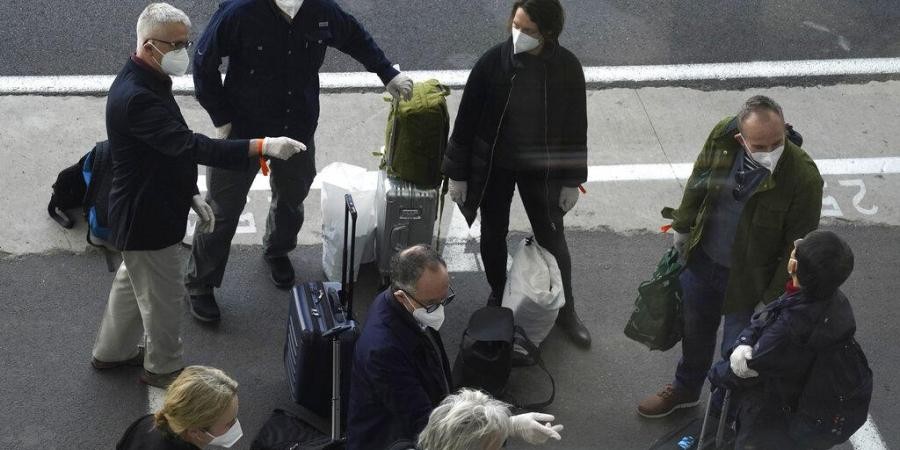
[
  {"xmin": 266, "ymin": 256, "xmax": 295, "ymax": 289},
  {"xmin": 140, "ymin": 368, "xmax": 184, "ymax": 389},
  {"xmin": 92, "ymin": 347, "xmax": 144, "ymax": 370},
  {"xmin": 556, "ymin": 309, "xmax": 591, "ymax": 348},
  {"xmin": 189, "ymin": 293, "xmax": 221, "ymax": 322}
]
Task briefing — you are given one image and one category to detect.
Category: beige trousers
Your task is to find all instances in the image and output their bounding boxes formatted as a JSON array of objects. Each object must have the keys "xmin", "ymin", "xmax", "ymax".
[{"xmin": 92, "ymin": 244, "xmax": 185, "ymax": 374}]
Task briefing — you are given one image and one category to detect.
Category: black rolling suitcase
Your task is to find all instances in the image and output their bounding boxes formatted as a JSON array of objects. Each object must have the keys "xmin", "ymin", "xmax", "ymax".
[
  {"xmin": 254, "ymin": 315, "xmax": 356, "ymax": 450},
  {"xmin": 283, "ymin": 193, "xmax": 359, "ymax": 437}
]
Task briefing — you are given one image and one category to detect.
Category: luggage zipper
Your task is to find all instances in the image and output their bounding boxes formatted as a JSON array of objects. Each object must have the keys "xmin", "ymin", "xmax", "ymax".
[{"xmin": 475, "ymin": 73, "xmax": 517, "ymax": 210}]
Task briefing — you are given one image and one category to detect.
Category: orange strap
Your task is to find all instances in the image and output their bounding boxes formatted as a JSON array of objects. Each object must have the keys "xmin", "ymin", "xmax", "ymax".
[{"xmin": 257, "ymin": 139, "xmax": 269, "ymax": 176}]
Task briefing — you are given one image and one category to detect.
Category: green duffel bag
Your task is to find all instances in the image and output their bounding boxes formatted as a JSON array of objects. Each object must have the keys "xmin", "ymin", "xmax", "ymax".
[
  {"xmin": 382, "ymin": 79, "xmax": 450, "ymax": 189},
  {"xmin": 624, "ymin": 246, "xmax": 684, "ymax": 351}
]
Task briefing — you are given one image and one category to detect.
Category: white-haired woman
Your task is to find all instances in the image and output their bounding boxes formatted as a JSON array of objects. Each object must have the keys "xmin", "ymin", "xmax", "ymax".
[
  {"xmin": 116, "ymin": 366, "xmax": 242, "ymax": 449},
  {"xmin": 406, "ymin": 389, "xmax": 563, "ymax": 450}
]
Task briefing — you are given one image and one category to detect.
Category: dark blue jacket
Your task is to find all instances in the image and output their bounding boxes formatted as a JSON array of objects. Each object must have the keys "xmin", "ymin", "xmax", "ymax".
[
  {"xmin": 347, "ymin": 290, "xmax": 451, "ymax": 450},
  {"xmin": 106, "ymin": 57, "xmax": 250, "ymax": 251},
  {"xmin": 709, "ymin": 289, "xmax": 856, "ymax": 443},
  {"xmin": 192, "ymin": 0, "xmax": 399, "ymax": 142}
]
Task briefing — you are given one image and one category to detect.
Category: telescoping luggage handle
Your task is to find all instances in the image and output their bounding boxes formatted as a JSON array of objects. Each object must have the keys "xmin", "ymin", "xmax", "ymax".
[
  {"xmin": 339, "ymin": 193, "xmax": 358, "ymax": 319},
  {"xmin": 313, "ymin": 193, "xmax": 358, "ymax": 444}
]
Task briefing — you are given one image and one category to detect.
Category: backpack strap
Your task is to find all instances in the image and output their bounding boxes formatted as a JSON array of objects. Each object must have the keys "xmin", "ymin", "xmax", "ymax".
[
  {"xmin": 511, "ymin": 326, "xmax": 556, "ymax": 410},
  {"xmin": 86, "ymin": 229, "xmax": 117, "ymax": 272}
]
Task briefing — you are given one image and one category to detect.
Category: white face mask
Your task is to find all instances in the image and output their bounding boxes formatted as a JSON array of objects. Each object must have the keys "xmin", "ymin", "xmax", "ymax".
[
  {"xmin": 275, "ymin": 0, "xmax": 304, "ymax": 18},
  {"xmin": 150, "ymin": 43, "xmax": 190, "ymax": 76},
  {"xmin": 512, "ymin": 28, "xmax": 541, "ymax": 54},
  {"xmin": 746, "ymin": 144, "xmax": 784, "ymax": 172},
  {"xmin": 205, "ymin": 418, "xmax": 243, "ymax": 448},
  {"xmin": 412, "ymin": 304, "xmax": 445, "ymax": 331}
]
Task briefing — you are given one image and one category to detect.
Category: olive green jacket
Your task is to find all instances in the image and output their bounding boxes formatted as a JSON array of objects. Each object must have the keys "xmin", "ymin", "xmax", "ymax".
[{"xmin": 663, "ymin": 117, "xmax": 823, "ymax": 313}]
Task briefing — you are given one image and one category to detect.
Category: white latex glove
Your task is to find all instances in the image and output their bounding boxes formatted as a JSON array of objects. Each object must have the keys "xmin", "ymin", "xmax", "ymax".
[
  {"xmin": 191, "ymin": 194, "xmax": 215, "ymax": 234},
  {"xmin": 730, "ymin": 344, "xmax": 759, "ymax": 378},
  {"xmin": 386, "ymin": 72, "xmax": 414, "ymax": 101},
  {"xmin": 448, "ymin": 179, "xmax": 467, "ymax": 206},
  {"xmin": 509, "ymin": 413, "xmax": 564, "ymax": 445},
  {"xmin": 215, "ymin": 123, "xmax": 232, "ymax": 139},
  {"xmin": 673, "ymin": 230, "xmax": 690, "ymax": 255},
  {"xmin": 262, "ymin": 137, "xmax": 306, "ymax": 160},
  {"xmin": 558, "ymin": 186, "xmax": 579, "ymax": 213}
]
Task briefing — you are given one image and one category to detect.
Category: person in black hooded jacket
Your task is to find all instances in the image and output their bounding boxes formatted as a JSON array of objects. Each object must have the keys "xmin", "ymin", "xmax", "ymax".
[
  {"xmin": 709, "ymin": 230, "xmax": 858, "ymax": 448},
  {"xmin": 440, "ymin": 0, "xmax": 590, "ymax": 347}
]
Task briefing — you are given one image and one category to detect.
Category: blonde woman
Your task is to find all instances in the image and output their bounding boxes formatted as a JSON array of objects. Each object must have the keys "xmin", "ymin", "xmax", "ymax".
[{"xmin": 117, "ymin": 366, "xmax": 242, "ymax": 449}]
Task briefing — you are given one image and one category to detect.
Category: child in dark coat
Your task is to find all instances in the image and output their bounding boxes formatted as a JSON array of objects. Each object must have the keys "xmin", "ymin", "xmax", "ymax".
[{"xmin": 709, "ymin": 230, "xmax": 857, "ymax": 448}]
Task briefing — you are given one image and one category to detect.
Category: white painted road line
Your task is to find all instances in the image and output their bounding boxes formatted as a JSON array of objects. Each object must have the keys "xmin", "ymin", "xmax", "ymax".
[
  {"xmin": 147, "ymin": 386, "xmax": 166, "ymax": 415},
  {"xmin": 196, "ymin": 157, "xmax": 900, "ymax": 193},
  {"xmin": 4, "ymin": 57, "xmax": 900, "ymax": 94},
  {"xmin": 851, "ymin": 415, "xmax": 888, "ymax": 450}
]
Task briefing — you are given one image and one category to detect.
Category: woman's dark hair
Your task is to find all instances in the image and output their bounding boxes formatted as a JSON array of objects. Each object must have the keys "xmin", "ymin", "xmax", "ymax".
[
  {"xmin": 796, "ymin": 230, "xmax": 854, "ymax": 298},
  {"xmin": 509, "ymin": 0, "xmax": 566, "ymax": 43}
]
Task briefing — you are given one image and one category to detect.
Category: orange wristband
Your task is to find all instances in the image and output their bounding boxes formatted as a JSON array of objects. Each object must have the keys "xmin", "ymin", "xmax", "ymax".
[{"xmin": 257, "ymin": 138, "xmax": 269, "ymax": 176}]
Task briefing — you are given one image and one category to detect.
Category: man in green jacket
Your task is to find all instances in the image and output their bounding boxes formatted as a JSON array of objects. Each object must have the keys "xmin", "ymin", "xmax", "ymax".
[{"xmin": 638, "ymin": 96, "xmax": 823, "ymax": 418}]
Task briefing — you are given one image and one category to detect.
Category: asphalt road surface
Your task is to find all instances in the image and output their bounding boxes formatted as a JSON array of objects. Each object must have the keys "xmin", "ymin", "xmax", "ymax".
[
  {"xmin": 2, "ymin": 0, "xmax": 900, "ymax": 76},
  {"xmin": 0, "ymin": 223, "xmax": 897, "ymax": 449}
]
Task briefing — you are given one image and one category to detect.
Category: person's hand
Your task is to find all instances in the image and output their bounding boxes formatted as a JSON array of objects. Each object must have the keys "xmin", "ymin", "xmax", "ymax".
[
  {"xmin": 509, "ymin": 413, "xmax": 564, "ymax": 445},
  {"xmin": 559, "ymin": 186, "xmax": 579, "ymax": 213},
  {"xmin": 191, "ymin": 194, "xmax": 215, "ymax": 234},
  {"xmin": 262, "ymin": 137, "xmax": 306, "ymax": 160},
  {"xmin": 448, "ymin": 179, "xmax": 467, "ymax": 206},
  {"xmin": 729, "ymin": 344, "xmax": 759, "ymax": 378},
  {"xmin": 673, "ymin": 230, "xmax": 690, "ymax": 255},
  {"xmin": 215, "ymin": 123, "xmax": 232, "ymax": 139},
  {"xmin": 386, "ymin": 72, "xmax": 414, "ymax": 101}
]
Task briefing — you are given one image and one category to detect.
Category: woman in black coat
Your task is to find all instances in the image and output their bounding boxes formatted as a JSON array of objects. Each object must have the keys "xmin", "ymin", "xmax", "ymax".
[{"xmin": 441, "ymin": 0, "xmax": 590, "ymax": 347}]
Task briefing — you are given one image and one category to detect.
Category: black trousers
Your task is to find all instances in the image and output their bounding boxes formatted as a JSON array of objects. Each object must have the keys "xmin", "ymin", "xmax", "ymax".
[{"xmin": 479, "ymin": 166, "xmax": 574, "ymax": 310}]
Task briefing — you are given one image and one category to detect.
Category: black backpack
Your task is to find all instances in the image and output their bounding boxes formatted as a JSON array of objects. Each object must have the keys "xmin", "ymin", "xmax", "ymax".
[
  {"xmin": 788, "ymin": 306, "xmax": 873, "ymax": 448},
  {"xmin": 48, "ymin": 140, "xmax": 117, "ymax": 270},
  {"xmin": 451, "ymin": 306, "xmax": 555, "ymax": 409}
]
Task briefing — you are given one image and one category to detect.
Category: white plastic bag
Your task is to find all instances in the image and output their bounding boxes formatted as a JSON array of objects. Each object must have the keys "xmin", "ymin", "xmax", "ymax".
[
  {"xmin": 320, "ymin": 162, "xmax": 378, "ymax": 281},
  {"xmin": 502, "ymin": 237, "xmax": 566, "ymax": 346}
]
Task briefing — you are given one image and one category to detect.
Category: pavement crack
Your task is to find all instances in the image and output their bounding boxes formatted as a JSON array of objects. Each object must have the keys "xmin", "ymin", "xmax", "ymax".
[{"xmin": 633, "ymin": 90, "xmax": 684, "ymax": 189}]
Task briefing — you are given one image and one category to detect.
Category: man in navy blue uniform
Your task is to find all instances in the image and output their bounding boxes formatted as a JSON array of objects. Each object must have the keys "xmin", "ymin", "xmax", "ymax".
[{"xmin": 186, "ymin": 0, "xmax": 414, "ymax": 321}]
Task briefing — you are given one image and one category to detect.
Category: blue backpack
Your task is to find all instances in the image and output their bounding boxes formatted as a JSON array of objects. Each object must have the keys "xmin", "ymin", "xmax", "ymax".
[
  {"xmin": 81, "ymin": 141, "xmax": 112, "ymax": 244},
  {"xmin": 49, "ymin": 140, "xmax": 116, "ymax": 270}
]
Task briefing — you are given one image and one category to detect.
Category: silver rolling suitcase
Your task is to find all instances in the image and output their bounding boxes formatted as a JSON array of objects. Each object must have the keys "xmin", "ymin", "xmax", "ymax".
[{"xmin": 375, "ymin": 170, "xmax": 439, "ymax": 286}]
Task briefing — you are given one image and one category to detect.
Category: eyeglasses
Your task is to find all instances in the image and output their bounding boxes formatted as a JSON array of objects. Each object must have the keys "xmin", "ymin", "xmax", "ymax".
[
  {"xmin": 150, "ymin": 38, "xmax": 193, "ymax": 51},
  {"xmin": 403, "ymin": 285, "xmax": 456, "ymax": 313}
]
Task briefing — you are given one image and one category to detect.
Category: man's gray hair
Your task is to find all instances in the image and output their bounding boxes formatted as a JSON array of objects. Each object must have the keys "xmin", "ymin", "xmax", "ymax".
[
  {"xmin": 390, "ymin": 244, "xmax": 446, "ymax": 296},
  {"xmin": 736, "ymin": 95, "xmax": 784, "ymax": 132},
  {"xmin": 417, "ymin": 389, "xmax": 512, "ymax": 450},
  {"xmin": 136, "ymin": 3, "xmax": 192, "ymax": 49}
]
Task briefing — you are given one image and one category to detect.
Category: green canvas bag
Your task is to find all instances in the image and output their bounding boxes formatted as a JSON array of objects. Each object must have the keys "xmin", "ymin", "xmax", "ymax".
[
  {"xmin": 624, "ymin": 247, "xmax": 684, "ymax": 351},
  {"xmin": 382, "ymin": 80, "xmax": 450, "ymax": 189}
]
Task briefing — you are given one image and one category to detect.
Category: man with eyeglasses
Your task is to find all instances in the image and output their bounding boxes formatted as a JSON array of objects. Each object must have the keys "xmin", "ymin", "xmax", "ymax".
[
  {"xmin": 347, "ymin": 244, "xmax": 454, "ymax": 450},
  {"xmin": 638, "ymin": 95, "xmax": 824, "ymax": 419},
  {"xmin": 185, "ymin": 0, "xmax": 415, "ymax": 322},
  {"xmin": 91, "ymin": 3, "xmax": 304, "ymax": 388}
]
